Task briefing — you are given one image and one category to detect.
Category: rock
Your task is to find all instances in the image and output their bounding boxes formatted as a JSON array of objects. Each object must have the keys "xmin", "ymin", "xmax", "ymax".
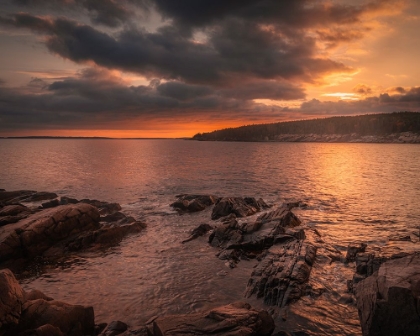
[
  {"xmin": 0, "ymin": 190, "xmax": 37, "ymax": 204},
  {"xmin": 24, "ymin": 290, "xmax": 53, "ymax": 302},
  {"xmin": 19, "ymin": 323, "xmax": 64, "ymax": 336},
  {"xmin": 80, "ymin": 200, "xmax": 122, "ymax": 215},
  {"xmin": 0, "ymin": 205, "xmax": 32, "ymax": 226},
  {"xmin": 99, "ymin": 320, "xmax": 128, "ymax": 336},
  {"xmin": 17, "ymin": 299, "xmax": 95, "ymax": 336},
  {"xmin": 355, "ymin": 253, "xmax": 420, "ymax": 336},
  {"xmin": 171, "ymin": 194, "xmax": 219, "ymax": 214},
  {"xmin": 245, "ymin": 241, "xmax": 317, "ymax": 306},
  {"xmin": 153, "ymin": 302, "xmax": 274, "ymax": 336},
  {"xmin": 0, "ymin": 203, "xmax": 100, "ymax": 264},
  {"xmin": 211, "ymin": 197, "xmax": 269, "ymax": 220},
  {"xmin": 66, "ymin": 221, "xmax": 146, "ymax": 251},
  {"xmin": 101, "ymin": 212, "xmax": 129, "ymax": 223},
  {"xmin": 41, "ymin": 199, "xmax": 60, "ymax": 209},
  {"xmin": 345, "ymin": 243, "xmax": 367, "ymax": 262},
  {"xmin": 0, "ymin": 205, "xmax": 30, "ymax": 217},
  {"xmin": 20, "ymin": 192, "xmax": 58, "ymax": 203},
  {"xmin": 0, "ymin": 269, "xmax": 25, "ymax": 329},
  {"xmin": 182, "ymin": 223, "xmax": 213, "ymax": 243},
  {"xmin": 59, "ymin": 197, "xmax": 79, "ymax": 205}
]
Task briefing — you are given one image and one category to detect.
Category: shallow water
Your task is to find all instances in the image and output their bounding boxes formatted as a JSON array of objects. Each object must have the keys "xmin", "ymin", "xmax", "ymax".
[{"xmin": 1, "ymin": 139, "xmax": 420, "ymax": 334}]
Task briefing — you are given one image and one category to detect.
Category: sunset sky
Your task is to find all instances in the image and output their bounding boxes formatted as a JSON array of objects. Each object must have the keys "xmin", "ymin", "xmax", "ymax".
[{"xmin": 1, "ymin": 0, "xmax": 420, "ymax": 137}]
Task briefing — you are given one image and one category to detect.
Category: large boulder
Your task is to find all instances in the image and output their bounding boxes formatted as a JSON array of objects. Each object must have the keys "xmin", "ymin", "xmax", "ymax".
[
  {"xmin": 0, "ymin": 269, "xmax": 25, "ymax": 329},
  {"xmin": 153, "ymin": 302, "xmax": 274, "ymax": 336},
  {"xmin": 355, "ymin": 253, "xmax": 420, "ymax": 336},
  {"xmin": 0, "ymin": 203, "xmax": 100, "ymax": 263},
  {"xmin": 211, "ymin": 197, "xmax": 269, "ymax": 220}
]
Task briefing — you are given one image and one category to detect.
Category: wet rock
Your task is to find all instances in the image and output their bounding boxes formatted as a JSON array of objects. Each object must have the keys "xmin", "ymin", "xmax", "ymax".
[
  {"xmin": 24, "ymin": 290, "xmax": 53, "ymax": 302},
  {"xmin": 211, "ymin": 197, "xmax": 269, "ymax": 220},
  {"xmin": 80, "ymin": 199, "xmax": 122, "ymax": 215},
  {"xmin": 99, "ymin": 320, "xmax": 128, "ymax": 336},
  {"xmin": 17, "ymin": 299, "xmax": 95, "ymax": 336},
  {"xmin": 101, "ymin": 211, "xmax": 129, "ymax": 223},
  {"xmin": 171, "ymin": 194, "xmax": 219, "ymax": 214},
  {"xmin": 182, "ymin": 223, "xmax": 213, "ymax": 243},
  {"xmin": 19, "ymin": 323, "xmax": 64, "ymax": 336},
  {"xmin": 20, "ymin": 192, "xmax": 58, "ymax": 203},
  {"xmin": 0, "ymin": 205, "xmax": 32, "ymax": 226},
  {"xmin": 0, "ymin": 205, "xmax": 31, "ymax": 217},
  {"xmin": 66, "ymin": 221, "xmax": 146, "ymax": 251},
  {"xmin": 153, "ymin": 302, "xmax": 274, "ymax": 336},
  {"xmin": 0, "ymin": 203, "xmax": 100, "ymax": 264},
  {"xmin": 355, "ymin": 253, "xmax": 420, "ymax": 336},
  {"xmin": 0, "ymin": 190, "xmax": 37, "ymax": 204},
  {"xmin": 0, "ymin": 269, "xmax": 25, "ymax": 329},
  {"xmin": 0, "ymin": 190, "xmax": 148, "ymax": 273},
  {"xmin": 245, "ymin": 241, "xmax": 317, "ymax": 307},
  {"xmin": 41, "ymin": 199, "xmax": 60, "ymax": 209},
  {"xmin": 59, "ymin": 197, "xmax": 79, "ymax": 205},
  {"xmin": 345, "ymin": 243, "xmax": 367, "ymax": 262}
]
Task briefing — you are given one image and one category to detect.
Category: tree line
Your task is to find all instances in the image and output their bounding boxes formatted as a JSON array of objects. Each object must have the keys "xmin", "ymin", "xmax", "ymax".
[{"xmin": 192, "ymin": 112, "xmax": 420, "ymax": 141}]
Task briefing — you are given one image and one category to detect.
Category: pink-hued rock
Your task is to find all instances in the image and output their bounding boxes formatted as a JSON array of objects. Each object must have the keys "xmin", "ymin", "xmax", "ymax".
[
  {"xmin": 18, "ymin": 299, "xmax": 94, "ymax": 336},
  {"xmin": 0, "ymin": 269, "xmax": 25, "ymax": 329},
  {"xmin": 0, "ymin": 203, "xmax": 100, "ymax": 263},
  {"xmin": 153, "ymin": 302, "xmax": 274, "ymax": 336},
  {"xmin": 355, "ymin": 253, "xmax": 420, "ymax": 336}
]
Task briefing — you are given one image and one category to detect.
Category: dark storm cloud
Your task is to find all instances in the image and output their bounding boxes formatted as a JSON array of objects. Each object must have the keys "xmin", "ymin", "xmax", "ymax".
[
  {"xmin": 0, "ymin": 0, "xmax": 412, "ymax": 134},
  {"xmin": 1, "ymin": 13, "xmax": 352, "ymax": 85},
  {"xmin": 12, "ymin": 0, "xmax": 132, "ymax": 27},
  {"xmin": 0, "ymin": 68, "xmax": 299, "ymax": 131},
  {"xmin": 150, "ymin": 0, "xmax": 368, "ymax": 28}
]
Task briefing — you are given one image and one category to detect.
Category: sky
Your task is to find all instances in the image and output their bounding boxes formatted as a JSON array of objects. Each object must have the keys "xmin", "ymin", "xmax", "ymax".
[{"xmin": 0, "ymin": 0, "xmax": 420, "ymax": 138}]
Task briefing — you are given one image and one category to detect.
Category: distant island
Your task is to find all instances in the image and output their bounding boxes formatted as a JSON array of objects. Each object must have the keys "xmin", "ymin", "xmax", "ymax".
[{"xmin": 192, "ymin": 112, "xmax": 420, "ymax": 143}]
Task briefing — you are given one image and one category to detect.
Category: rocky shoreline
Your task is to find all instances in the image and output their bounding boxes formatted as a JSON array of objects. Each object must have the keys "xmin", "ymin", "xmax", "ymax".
[
  {"xmin": 195, "ymin": 131, "xmax": 420, "ymax": 143},
  {"xmin": 1, "ymin": 189, "xmax": 420, "ymax": 335},
  {"xmin": 269, "ymin": 131, "xmax": 420, "ymax": 143}
]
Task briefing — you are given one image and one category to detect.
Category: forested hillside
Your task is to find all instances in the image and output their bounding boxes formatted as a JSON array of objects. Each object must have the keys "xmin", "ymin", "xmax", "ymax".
[{"xmin": 192, "ymin": 112, "xmax": 420, "ymax": 142}]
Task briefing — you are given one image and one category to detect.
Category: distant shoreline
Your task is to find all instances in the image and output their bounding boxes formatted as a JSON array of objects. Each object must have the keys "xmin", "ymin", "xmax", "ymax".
[
  {"xmin": 193, "ymin": 132, "xmax": 420, "ymax": 144},
  {"xmin": 0, "ymin": 136, "xmax": 186, "ymax": 140}
]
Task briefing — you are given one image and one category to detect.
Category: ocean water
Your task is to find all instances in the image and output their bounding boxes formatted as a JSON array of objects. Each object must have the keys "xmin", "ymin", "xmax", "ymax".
[{"xmin": 1, "ymin": 139, "xmax": 420, "ymax": 335}]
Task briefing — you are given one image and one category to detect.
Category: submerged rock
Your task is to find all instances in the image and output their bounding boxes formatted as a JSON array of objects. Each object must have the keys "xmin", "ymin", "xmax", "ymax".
[
  {"xmin": 182, "ymin": 223, "xmax": 213, "ymax": 243},
  {"xmin": 211, "ymin": 197, "xmax": 269, "ymax": 220},
  {"xmin": 171, "ymin": 194, "xmax": 219, "ymax": 214},
  {"xmin": 153, "ymin": 302, "xmax": 274, "ymax": 336},
  {"xmin": 355, "ymin": 253, "xmax": 420, "ymax": 336}
]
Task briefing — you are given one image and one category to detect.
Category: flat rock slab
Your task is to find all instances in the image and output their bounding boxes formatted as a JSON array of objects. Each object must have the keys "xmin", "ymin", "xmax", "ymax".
[
  {"xmin": 355, "ymin": 253, "xmax": 420, "ymax": 336},
  {"xmin": 153, "ymin": 302, "xmax": 274, "ymax": 336}
]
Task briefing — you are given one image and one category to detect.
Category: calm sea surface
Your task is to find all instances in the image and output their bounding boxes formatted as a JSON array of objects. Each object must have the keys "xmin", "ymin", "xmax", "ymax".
[{"xmin": 1, "ymin": 139, "xmax": 420, "ymax": 335}]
